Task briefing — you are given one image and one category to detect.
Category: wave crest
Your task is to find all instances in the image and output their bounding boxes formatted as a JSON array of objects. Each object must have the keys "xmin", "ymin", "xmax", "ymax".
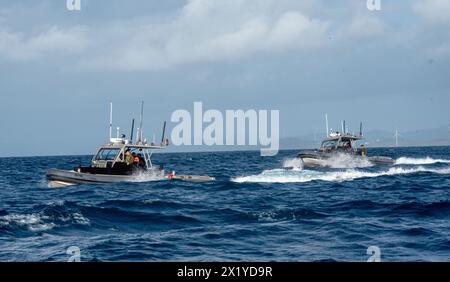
[
  {"xmin": 325, "ymin": 153, "xmax": 373, "ymax": 168},
  {"xmin": 0, "ymin": 213, "xmax": 55, "ymax": 232},
  {"xmin": 282, "ymin": 158, "xmax": 303, "ymax": 170},
  {"xmin": 0, "ymin": 202, "xmax": 90, "ymax": 233},
  {"xmin": 395, "ymin": 157, "xmax": 450, "ymax": 165},
  {"xmin": 232, "ymin": 166, "xmax": 450, "ymax": 183},
  {"xmin": 131, "ymin": 170, "xmax": 166, "ymax": 182}
]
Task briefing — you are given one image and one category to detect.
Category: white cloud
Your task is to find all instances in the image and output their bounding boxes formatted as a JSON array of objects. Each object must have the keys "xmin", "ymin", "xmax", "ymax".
[
  {"xmin": 413, "ymin": 0, "xmax": 450, "ymax": 25},
  {"xmin": 81, "ymin": 0, "xmax": 330, "ymax": 71},
  {"xmin": 0, "ymin": 26, "xmax": 89, "ymax": 61},
  {"xmin": 269, "ymin": 12, "xmax": 328, "ymax": 49},
  {"xmin": 338, "ymin": 14, "xmax": 387, "ymax": 39},
  {"xmin": 412, "ymin": 0, "xmax": 450, "ymax": 58},
  {"xmin": 2, "ymin": 0, "xmax": 447, "ymax": 70}
]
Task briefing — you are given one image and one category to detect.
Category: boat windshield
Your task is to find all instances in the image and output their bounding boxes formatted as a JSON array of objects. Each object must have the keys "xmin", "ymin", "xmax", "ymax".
[
  {"xmin": 338, "ymin": 139, "xmax": 353, "ymax": 148},
  {"xmin": 321, "ymin": 140, "xmax": 337, "ymax": 149},
  {"xmin": 94, "ymin": 148, "xmax": 120, "ymax": 161}
]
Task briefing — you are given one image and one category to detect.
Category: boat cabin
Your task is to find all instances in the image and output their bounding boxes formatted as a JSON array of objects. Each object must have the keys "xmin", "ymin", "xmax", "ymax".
[
  {"xmin": 319, "ymin": 133, "xmax": 363, "ymax": 153},
  {"xmin": 77, "ymin": 138, "xmax": 165, "ymax": 175}
]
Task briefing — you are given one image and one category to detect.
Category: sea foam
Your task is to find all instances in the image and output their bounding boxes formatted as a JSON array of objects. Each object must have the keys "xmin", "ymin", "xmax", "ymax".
[
  {"xmin": 395, "ymin": 157, "xmax": 450, "ymax": 165},
  {"xmin": 232, "ymin": 166, "xmax": 450, "ymax": 183}
]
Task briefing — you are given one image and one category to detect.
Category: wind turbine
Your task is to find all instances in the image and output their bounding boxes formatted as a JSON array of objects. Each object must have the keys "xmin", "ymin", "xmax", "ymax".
[{"xmin": 394, "ymin": 129, "xmax": 402, "ymax": 147}]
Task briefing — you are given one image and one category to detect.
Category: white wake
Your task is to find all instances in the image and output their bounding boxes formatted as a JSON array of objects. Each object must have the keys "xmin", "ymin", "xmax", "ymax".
[
  {"xmin": 232, "ymin": 166, "xmax": 450, "ymax": 184},
  {"xmin": 395, "ymin": 157, "xmax": 450, "ymax": 165},
  {"xmin": 131, "ymin": 170, "xmax": 166, "ymax": 182},
  {"xmin": 324, "ymin": 153, "xmax": 373, "ymax": 168},
  {"xmin": 282, "ymin": 158, "xmax": 303, "ymax": 171}
]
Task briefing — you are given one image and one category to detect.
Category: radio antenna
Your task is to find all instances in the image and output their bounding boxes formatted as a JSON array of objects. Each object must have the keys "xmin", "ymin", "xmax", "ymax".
[
  {"xmin": 138, "ymin": 101, "xmax": 144, "ymax": 143},
  {"xmin": 161, "ymin": 121, "xmax": 167, "ymax": 145},
  {"xmin": 130, "ymin": 118, "xmax": 135, "ymax": 143},
  {"xmin": 109, "ymin": 102, "xmax": 113, "ymax": 141}
]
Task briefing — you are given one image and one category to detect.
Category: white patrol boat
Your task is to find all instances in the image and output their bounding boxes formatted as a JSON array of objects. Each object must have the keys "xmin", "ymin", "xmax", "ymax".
[
  {"xmin": 47, "ymin": 102, "xmax": 169, "ymax": 187},
  {"xmin": 297, "ymin": 117, "xmax": 394, "ymax": 169}
]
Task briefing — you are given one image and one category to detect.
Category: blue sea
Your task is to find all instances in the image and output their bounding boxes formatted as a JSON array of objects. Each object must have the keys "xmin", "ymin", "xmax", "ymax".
[{"xmin": 0, "ymin": 147, "xmax": 449, "ymax": 261}]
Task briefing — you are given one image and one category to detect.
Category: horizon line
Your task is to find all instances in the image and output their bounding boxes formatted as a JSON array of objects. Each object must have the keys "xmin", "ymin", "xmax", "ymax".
[{"xmin": 1, "ymin": 144, "xmax": 450, "ymax": 159}]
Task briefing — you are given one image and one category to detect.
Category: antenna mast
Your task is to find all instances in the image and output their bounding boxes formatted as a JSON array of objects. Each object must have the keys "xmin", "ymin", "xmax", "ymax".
[
  {"xmin": 130, "ymin": 118, "xmax": 135, "ymax": 143},
  {"xmin": 395, "ymin": 129, "xmax": 399, "ymax": 147},
  {"xmin": 161, "ymin": 121, "xmax": 167, "ymax": 145},
  {"xmin": 109, "ymin": 102, "xmax": 113, "ymax": 141},
  {"xmin": 325, "ymin": 114, "xmax": 329, "ymax": 137},
  {"xmin": 138, "ymin": 101, "xmax": 144, "ymax": 143},
  {"xmin": 359, "ymin": 122, "xmax": 363, "ymax": 137}
]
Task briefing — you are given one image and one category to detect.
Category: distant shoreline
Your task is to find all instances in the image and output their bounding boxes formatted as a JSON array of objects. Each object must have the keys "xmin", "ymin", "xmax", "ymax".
[{"xmin": 2, "ymin": 145, "xmax": 450, "ymax": 159}]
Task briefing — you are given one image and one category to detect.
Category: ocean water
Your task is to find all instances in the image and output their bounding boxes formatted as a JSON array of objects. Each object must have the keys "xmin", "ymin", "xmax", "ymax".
[{"xmin": 0, "ymin": 147, "xmax": 449, "ymax": 261}]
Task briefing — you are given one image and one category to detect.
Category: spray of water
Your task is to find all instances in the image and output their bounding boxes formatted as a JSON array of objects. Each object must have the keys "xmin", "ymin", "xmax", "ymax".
[
  {"xmin": 282, "ymin": 158, "xmax": 303, "ymax": 171},
  {"xmin": 324, "ymin": 153, "xmax": 373, "ymax": 168},
  {"xmin": 395, "ymin": 157, "xmax": 450, "ymax": 165},
  {"xmin": 131, "ymin": 169, "xmax": 166, "ymax": 182},
  {"xmin": 232, "ymin": 165, "xmax": 450, "ymax": 183}
]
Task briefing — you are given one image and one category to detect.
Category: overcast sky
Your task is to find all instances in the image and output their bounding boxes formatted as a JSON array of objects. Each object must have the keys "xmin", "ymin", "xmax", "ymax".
[{"xmin": 1, "ymin": 0, "xmax": 449, "ymax": 156}]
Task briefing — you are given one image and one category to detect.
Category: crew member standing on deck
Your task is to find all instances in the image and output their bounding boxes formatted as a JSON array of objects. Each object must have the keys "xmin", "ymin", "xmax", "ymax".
[
  {"xmin": 125, "ymin": 150, "xmax": 134, "ymax": 165},
  {"xmin": 133, "ymin": 154, "xmax": 140, "ymax": 166},
  {"xmin": 360, "ymin": 144, "xmax": 368, "ymax": 157}
]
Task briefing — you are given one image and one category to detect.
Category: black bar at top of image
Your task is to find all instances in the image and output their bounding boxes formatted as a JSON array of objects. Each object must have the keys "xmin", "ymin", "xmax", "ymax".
[{"xmin": 0, "ymin": 262, "xmax": 446, "ymax": 281}]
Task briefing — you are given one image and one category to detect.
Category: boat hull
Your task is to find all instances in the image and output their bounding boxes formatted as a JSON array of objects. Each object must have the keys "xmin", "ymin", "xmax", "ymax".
[
  {"xmin": 298, "ymin": 151, "xmax": 394, "ymax": 168},
  {"xmin": 170, "ymin": 174, "xmax": 216, "ymax": 182},
  {"xmin": 367, "ymin": 156, "xmax": 395, "ymax": 166},
  {"xmin": 300, "ymin": 157, "xmax": 329, "ymax": 168},
  {"xmin": 46, "ymin": 168, "xmax": 163, "ymax": 187}
]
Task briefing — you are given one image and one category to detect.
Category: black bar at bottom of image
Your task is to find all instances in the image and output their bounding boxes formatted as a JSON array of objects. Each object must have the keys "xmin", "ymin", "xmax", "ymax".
[{"xmin": 0, "ymin": 262, "xmax": 446, "ymax": 280}]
